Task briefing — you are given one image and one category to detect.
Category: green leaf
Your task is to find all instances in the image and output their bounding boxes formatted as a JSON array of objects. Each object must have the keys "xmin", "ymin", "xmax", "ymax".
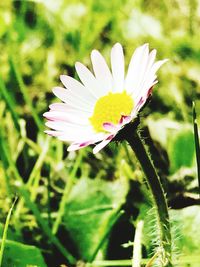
[
  {"xmin": 0, "ymin": 224, "xmax": 21, "ymax": 243},
  {"xmin": 0, "ymin": 240, "xmax": 47, "ymax": 267},
  {"xmin": 170, "ymin": 206, "xmax": 200, "ymax": 259},
  {"xmin": 168, "ymin": 128, "xmax": 195, "ymax": 173},
  {"xmin": 147, "ymin": 117, "xmax": 196, "ymax": 174},
  {"xmin": 63, "ymin": 177, "xmax": 129, "ymax": 261}
]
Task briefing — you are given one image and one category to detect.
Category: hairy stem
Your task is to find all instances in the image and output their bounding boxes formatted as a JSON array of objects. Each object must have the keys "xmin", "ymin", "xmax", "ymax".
[{"xmin": 125, "ymin": 130, "xmax": 172, "ymax": 267}]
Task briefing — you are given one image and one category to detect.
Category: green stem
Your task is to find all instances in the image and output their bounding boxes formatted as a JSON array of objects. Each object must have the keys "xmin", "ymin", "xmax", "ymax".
[
  {"xmin": 132, "ymin": 220, "xmax": 144, "ymax": 267},
  {"xmin": 88, "ymin": 255, "xmax": 200, "ymax": 266},
  {"xmin": 125, "ymin": 130, "xmax": 172, "ymax": 267}
]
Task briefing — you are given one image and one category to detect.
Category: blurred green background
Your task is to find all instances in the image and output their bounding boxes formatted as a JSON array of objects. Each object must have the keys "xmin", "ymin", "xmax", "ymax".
[{"xmin": 0, "ymin": 0, "xmax": 200, "ymax": 266}]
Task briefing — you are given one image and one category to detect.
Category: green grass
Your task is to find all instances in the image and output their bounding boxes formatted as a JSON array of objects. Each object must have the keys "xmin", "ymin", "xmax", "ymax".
[
  {"xmin": 0, "ymin": 197, "xmax": 17, "ymax": 267},
  {"xmin": 0, "ymin": 0, "xmax": 200, "ymax": 266}
]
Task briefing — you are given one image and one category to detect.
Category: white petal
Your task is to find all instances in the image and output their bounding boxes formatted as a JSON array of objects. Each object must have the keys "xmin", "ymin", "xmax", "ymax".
[
  {"xmin": 151, "ymin": 59, "xmax": 168, "ymax": 73},
  {"xmin": 43, "ymin": 110, "xmax": 90, "ymax": 125},
  {"xmin": 146, "ymin": 49, "xmax": 157, "ymax": 71},
  {"xmin": 49, "ymin": 103, "xmax": 92, "ymax": 116},
  {"xmin": 45, "ymin": 120, "xmax": 93, "ymax": 133},
  {"xmin": 111, "ymin": 43, "xmax": 125, "ymax": 92},
  {"xmin": 44, "ymin": 130, "xmax": 63, "ymax": 137},
  {"xmin": 134, "ymin": 49, "xmax": 157, "ymax": 98},
  {"xmin": 60, "ymin": 75, "xmax": 96, "ymax": 104},
  {"xmin": 135, "ymin": 59, "xmax": 168, "ymax": 101},
  {"xmin": 58, "ymin": 134, "xmax": 84, "ymax": 142},
  {"xmin": 142, "ymin": 59, "xmax": 168, "ymax": 90},
  {"xmin": 125, "ymin": 43, "xmax": 149, "ymax": 94},
  {"xmin": 134, "ymin": 75, "xmax": 157, "ymax": 102},
  {"xmin": 52, "ymin": 87, "xmax": 93, "ymax": 112},
  {"xmin": 49, "ymin": 103, "xmax": 69, "ymax": 111},
  {"xmin": 75, "ymin": 62, "xmax": 103, "ymax": 99},
  {"xmin": 58, "ymin": 132, "xmax": 103, "ymax": 143},
  {"xmin": 91, "ymin": 50, "xmax": 112, "ymax": 95},
  {"xmin": 93, "ymin": 134, "xmax": 114, "ymax": 154}
]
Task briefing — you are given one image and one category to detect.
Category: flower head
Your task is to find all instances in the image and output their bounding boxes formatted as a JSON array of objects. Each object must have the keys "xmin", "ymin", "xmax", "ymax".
[{"xmin": 44, "ymin": 43, "xmax": 167, "ymax": 153}]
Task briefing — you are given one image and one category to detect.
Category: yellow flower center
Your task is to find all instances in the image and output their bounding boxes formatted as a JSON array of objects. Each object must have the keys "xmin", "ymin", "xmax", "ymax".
[{"xmin": 90, "ymin": 91, "xmax": 134, "ymax": 132}]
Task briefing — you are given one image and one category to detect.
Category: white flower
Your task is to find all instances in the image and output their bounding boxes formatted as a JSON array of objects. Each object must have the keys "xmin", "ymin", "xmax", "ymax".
[{"xmin": 44, "ymin": 43, "xmax": 167, "ymax": 154}]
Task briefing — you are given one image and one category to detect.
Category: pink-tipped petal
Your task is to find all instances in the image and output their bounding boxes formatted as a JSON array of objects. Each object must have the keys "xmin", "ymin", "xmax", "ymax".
[
  {"xmin": 67, "ymin": 141, "xmax": 91, "ymax": 151},
  {"xmin": 133, "ymin": 83, "xmax": 157, "ymax": 117},
  {"xmin": 119, "ymin": 115, "xmax": 132, "ymax": 126},
  {"xmin": 103, "ymin": 122, "xmax": 119, "ymax": 133},
  {"xmin": 93, "ymin": 134, "xmax": 115, "ymax": 154},
  {"xmin": 67, "ymin": 132, "xmax": 106, "ymax": 151}
]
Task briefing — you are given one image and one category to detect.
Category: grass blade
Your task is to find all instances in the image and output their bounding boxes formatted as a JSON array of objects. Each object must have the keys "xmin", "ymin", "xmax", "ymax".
[
  {"xmin": 0, "ymin": 197, "xmax": 18, "ymax": 267},
  {"xmin": 0, "ymin": 75, "xmax": 19, "ymax": 131},
  {"xmin": 52, "ymin": 150, "xmax": 84, "ymax": 234},
  {"xmin": 9, "ymin": 56, "xmax": 43, "ymax": 131},
  {"xmin": 0, "ymin": 125, "xmax": 76, "ymax": 265},
  {"xmin": 192, "ymin": 101, "xmax": 200, "ymax": 196}
]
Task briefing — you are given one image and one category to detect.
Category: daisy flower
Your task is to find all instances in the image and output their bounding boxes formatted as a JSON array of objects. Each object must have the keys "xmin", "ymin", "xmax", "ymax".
[{"xmin": 44, "ymin": 43, "xmax": 167, "ymax": 154}]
